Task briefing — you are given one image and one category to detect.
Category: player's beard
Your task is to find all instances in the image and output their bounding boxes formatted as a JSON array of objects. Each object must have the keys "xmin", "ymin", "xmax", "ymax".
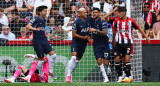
[{"xmin": 94, "ymin": 16, "xmax": 99, "ymax": 20}]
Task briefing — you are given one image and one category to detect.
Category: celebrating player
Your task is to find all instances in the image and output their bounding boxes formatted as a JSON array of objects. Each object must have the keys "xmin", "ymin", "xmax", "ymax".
[
  {"xmin": 26, "ymin": 5, "xmax": 56, "ymax": 82},
  {"xmin": 4, "ymin": 54, "xmax": 49, "ymax": 83},
  {"xmin": 112, "ymin": 6, "xmax": 150, "ymax": 82},
  {"xmin": 89, "ymin": 8, "xmax": 110, "ymax": 82},
  {"xmin": 66, "ymin": 8, "xmax": 92, "ymax": 83}
]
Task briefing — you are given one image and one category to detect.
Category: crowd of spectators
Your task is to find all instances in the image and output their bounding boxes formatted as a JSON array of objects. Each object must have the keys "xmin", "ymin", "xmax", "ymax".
[{"xmin": 0, "ymin": 0, "xmax": 160, "ymax": 40}]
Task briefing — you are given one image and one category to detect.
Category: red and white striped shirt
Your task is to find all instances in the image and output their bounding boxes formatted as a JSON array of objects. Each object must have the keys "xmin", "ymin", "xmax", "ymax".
[
  {"xmin": 114, "ymin": 17, "xmax": 140, "ymax": 44},
  {"xmin": 143, "ymin": 0, "xmax": 160, "ymax": 12}
]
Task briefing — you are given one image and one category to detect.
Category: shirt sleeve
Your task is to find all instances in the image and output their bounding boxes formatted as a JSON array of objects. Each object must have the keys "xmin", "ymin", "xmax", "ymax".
[
  {"xmin": 30, "ymin": 18, "xmax": 37, "ymax": 27},
  {"xmin": 72, "ymin": 22, "xmax": 77, "ymax": 31},
  {"xmin": 114, "ymin": 18, "xmax": 118, "ymax": 29},
  {"xmin": 132, "ymin": 19, "xmax": 140, "ymax": 30},
  {"xmin": 108, "ymin": 17, "xmax": 115, "ymax": 24},
  {"xmin": 29, "ymin": 0, "xmax": 35, "ymax": 6},
  {"xmin": 16, "ymin": 0, "xmax": 23, "ymax": 7},
  {"xmin": 101, "ymin": 20, "xmax": 107, "ymax": 29}
]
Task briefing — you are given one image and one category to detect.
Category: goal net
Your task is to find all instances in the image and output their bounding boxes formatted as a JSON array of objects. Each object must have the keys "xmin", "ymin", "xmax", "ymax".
[{"xmin": 0, "ymin": 0, "xmax": 143, "ymax": 83}]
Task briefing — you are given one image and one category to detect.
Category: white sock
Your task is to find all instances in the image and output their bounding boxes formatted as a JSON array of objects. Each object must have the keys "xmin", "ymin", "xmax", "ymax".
[
  {"xmin": 67, "ymin": 56, "xmax": 79, "ymax": 76},
  {"xmin": 99, "ymin": 64, "xmax": 108, "ymax": 79},
  {"xmin": 11, "ymin": 77, "xmax": 15, "ymax": 80},
  {"xmin": 38, "ymin": 60, "xmax": 45, "ymax": 77},
  {"xmin": 49, "ymin": 54, "xmax": 56, "ymax": 73},
  {"xmin": 26, "ymin": 75, "xmax": 31, "ymax": 79}
]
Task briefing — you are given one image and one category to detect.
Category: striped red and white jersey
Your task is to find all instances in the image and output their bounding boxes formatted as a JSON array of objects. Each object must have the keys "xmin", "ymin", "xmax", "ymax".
[
  {"xmin": 143, "ymin": 0, "xmax": 160, "ymax": 13},
  {"xmin": 114, "ymin": 17, "xmax": 140, "ymax": 44}
]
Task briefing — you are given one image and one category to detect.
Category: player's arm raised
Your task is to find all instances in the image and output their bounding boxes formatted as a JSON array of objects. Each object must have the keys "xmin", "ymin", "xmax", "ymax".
[{"xmin": 103, "ymin": 7, "xmax": 118, "ymax": 21}]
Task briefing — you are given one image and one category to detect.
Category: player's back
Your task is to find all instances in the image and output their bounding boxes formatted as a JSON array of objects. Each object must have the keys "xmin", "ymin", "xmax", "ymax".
[{"xmin": 30, "ymin": 16, "xmax": 48, "ymax": 42}]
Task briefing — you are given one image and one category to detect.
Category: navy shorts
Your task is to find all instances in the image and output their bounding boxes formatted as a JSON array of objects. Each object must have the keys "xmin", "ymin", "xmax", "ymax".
[
  {"xmin": 71, "ymin": 39, "xmax": 87, "ymax": 58},
  {"xmin": 114, "ymin": 43, "xmax": 131, "ymax": 57},
  {"xmin": 93, "ymin": 44, "xmax": 110, "ymax": 60},
  {"xmin": 33, "ymin": 41, "xmax": 53, "ymax": 58}
]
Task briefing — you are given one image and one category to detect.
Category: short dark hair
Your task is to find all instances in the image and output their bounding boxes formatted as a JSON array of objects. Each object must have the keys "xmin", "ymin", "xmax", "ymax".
[
  {"xmin": 36, "ymin": 5, "xmax": 48, "ymax": 14},
  {"xmin": 118, "ymin": 6, "xmax": 127, "ymax": 12},
  {"xmin": 93, "ymin": 7, "xmax": 100, "ymax": 12},
  {"xmin": 144, "ymin": 3, "xmax": 150, "ymax": 7},
  {"xmin": 53, "ymin": 5, "xmax": 59, "ymax": 10}
]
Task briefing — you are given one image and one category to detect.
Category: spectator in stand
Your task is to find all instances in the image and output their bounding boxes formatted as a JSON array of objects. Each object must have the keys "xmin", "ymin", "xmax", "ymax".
[
  {"xmin": 143, "ymin": 3, "xmax": 157, "ymax": 29},
  {"xmin": 54, "ymin": 0, "xmax": 71, "ymax": 16},
  {"xmin": 0, "ymin": 8, "xmax": 9, "ymax": 31},
  {"xmin": 16, "ymin": 0, "xmax": 35, "ymax": 19},
  {"xmin": 9, "ymin": 10, "xmax": 27, "ymax": 38},
  {"xmin": 143, "ymin": 0, "xmax": 160, "ymax": 15},
  {"xmin": 51, "ymin": 5, "xmax": 64, "ymax": 25},
  {"xmin": 62, "ymin": 17, "xmax": 72, "ymax": 40},
  {"xmin": 93, "ymin": 0, "xmax": 112, "ymax": 13},
  {"xmin": 0, "ymin": 0, "xmax": 16, "ymax": 14},
  {"xmin": 48, "ymin": 23, "xmax": 68, "ymax": 40},
  {"xmin": 17, "ymin": 27, "xmax": 29, "ymax": 39},
  {"xmin": 153, "ymin": 13, "xmax": 160, "ymax": 39},
  {"xmin": 0, "ymin": 25, "xmax": 15, "ymax": 40},
  {"xmin": 33, "ymin": 0, "xmax": 52, "ymax": 18},
  {"xmin": 45, "ymin": 17, "xmax": 56, "ymax": 37},
  {"xmin": 147, "ymin": 29, "xmax": 155, "ymax": 39},
  {"xmin": 107, "ymin": 0, "xmax": 113, "ymax": 5},
  {"xmin": 7, "ymin": 13, "xmax": 12, "ymax": 23},
  {"xmin": 112, "ymin": 0, "xmax": 125, "ymax": 7},
  {"xmin": 70, "ymin": 0, "xmax": 92, "ymax": 12}
]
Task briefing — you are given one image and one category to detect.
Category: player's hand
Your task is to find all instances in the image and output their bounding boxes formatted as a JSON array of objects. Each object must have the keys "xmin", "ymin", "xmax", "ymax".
[
  {"xmin": 89, "ymin": 28, "xmax": 96, "ymax": 32},
  {"xmin": 84, "ymin": 35, "xmax": 89, "ymax": 40},
  {"xmin": 146, "ymin": 37, "xmax": 150, "ymax": 45},
  {"xmin": 36, "ymin": 27, "xmax": 41, "ymax": 31},
  {"xmin": 87, "ymin": 36, "xmax": 92, "ymax": 41},
  {"xmin": 113, "ymin": 7, "xmax": 118, "ymax": 12},
  {"xmin": 109, "ymin": 39, "xmax": 112, "ymax": 43}
]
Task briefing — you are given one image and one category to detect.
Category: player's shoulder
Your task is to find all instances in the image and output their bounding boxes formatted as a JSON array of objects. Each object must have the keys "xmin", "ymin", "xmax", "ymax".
[
  {"xmin": 109, "ymin": 17, "xmax": 116, "ymax": 20},
  {"xmin": 87, "ymin": 16, "xmax": 93, "ymax": 20},
  {"xmin": 114, "ymin": 17, "xmax": 121, "ymax": 22},
  {"xmin": 74, "ymin": 19, "xmax": 79, "ymax": 24}
]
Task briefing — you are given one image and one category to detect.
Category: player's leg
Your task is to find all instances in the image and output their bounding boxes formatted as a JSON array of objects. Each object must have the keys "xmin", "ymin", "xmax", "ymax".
[
  {"xmin": 103, "ymin": 45, "xmax": 111, "ymax": 75},
  {"xmin": 48, "ymin": 51, "xmax": 57, "ymax": 79},
  {"xmin": 121, "ymin": 44, "xmax": 133, "ymax": 82},
  {"xmin": 4, "ymin": 65, "xmax": 28, "ymax": 83},
  {"xmin": 44, "ymin": 41, "xmax": 57, "ymax": 80},
  {"xmin": 66, "ymin": 42, "xmax": 86, "ymax": 83},
  {"xmin": 21, "ymin": 61, "xmax": 38, "ymax": 82},
  {"xmin": 94, "ymin": 46, "xmax": 109, "ymax": 82},
  {"xmin": 114, "ymin": 43, "xmax": 124, "ymax": 82}
]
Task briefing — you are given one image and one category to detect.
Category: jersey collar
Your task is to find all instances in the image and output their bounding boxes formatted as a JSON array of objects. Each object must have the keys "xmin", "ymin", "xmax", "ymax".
[{"xmin": 78, "ymin": 16, "xmax": 88, "ymax": 22}]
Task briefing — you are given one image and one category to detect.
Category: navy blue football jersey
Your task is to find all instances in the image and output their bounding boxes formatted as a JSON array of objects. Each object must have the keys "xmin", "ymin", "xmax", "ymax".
[
  {"xmin": 30, "ymin": 16, "xmax": 47, "ymax": 42},
  {"xmin": 91, "ymin": 18, "xmax": 108, "ymax": 45},
  {"xmin": 72, "ymin": 16, "xmax": 93, "ymax": 42}
]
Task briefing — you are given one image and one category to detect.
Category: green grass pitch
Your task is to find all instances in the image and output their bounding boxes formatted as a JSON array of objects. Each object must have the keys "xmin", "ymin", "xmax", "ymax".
[{"xmin": 0, "ymin": 82, "xmax": 160, "ymax": 86}]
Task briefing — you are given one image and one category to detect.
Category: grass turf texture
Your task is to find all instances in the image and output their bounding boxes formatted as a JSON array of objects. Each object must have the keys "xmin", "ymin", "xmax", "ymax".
[{"xmin": 0, "ymin": 82, "xmax": 160, "ymax": 86}]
